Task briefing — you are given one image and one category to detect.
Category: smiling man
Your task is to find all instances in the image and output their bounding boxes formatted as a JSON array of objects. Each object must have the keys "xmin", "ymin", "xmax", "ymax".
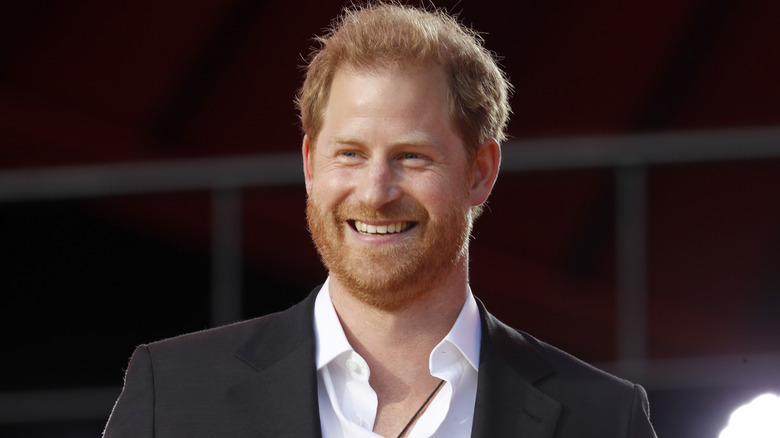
[
  {"xmin": 304, "ymin": 65, "xmax": 483, "ymax": 312},
  {"xmin": 103, "ymin": 3, "xmax": 657, "ymax": 437}
]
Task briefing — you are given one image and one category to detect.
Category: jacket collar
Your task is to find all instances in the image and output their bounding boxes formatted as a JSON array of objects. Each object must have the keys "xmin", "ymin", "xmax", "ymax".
[
  {"xmin": 234, "ymin": 286, "xmax": 321, "ymax": 371},
  {"xmin": 229, "ymin": 288, "xmax": 562, "ymax": 438},
  {"xmin": 232, "ymin": 287, "xmax": 323, "ymax": 437},
  {"xmin": 471, "ymin": 298, "xmax": 562, "ymax": 438}
]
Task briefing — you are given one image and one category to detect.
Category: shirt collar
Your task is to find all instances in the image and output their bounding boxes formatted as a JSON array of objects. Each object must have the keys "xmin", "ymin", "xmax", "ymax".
[
  {"xmin": 314, "ymin": 278, "xmax": 353, "ymax": 370},
  {"xmin": 313, "ymin": 277, "xmax": 481, "ymax": 373},
  {"xmin": 433, "ymin": 286, "xmax": 481, "ymax": 373}
]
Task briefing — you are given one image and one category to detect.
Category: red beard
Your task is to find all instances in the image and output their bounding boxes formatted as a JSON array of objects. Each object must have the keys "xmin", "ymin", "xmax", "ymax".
[{"xmin": 306, "ymin": 195, "xmax": 473, "ymax": 310}]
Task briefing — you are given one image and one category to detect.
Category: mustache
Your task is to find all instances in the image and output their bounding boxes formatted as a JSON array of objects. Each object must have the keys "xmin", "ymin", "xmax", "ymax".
[{"xmin": 333, "ymin": 200, "xmax": 429, "ymax": 223}]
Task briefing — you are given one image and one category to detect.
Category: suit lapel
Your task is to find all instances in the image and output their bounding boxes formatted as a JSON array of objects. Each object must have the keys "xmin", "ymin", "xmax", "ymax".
[
  {"xmin": 231, "ymin": 289, "xmax": 323, "ymax": 437},
  {"xmin": 219, "ymin": 290, "xmax": 562, "ymax": 437},
  {"xmin": 471, "ymin": 299, "xmax": 562, "ymax": 438}
]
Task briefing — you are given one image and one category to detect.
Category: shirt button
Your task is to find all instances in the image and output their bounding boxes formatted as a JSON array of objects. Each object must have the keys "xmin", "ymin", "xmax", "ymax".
[
  {"xmin": 346, "ymin": 358, "xmax": 358, "ymax": 372},
  {"xmin": 352, "ymin": 415, "xmax": 363, "ymax": 426}
]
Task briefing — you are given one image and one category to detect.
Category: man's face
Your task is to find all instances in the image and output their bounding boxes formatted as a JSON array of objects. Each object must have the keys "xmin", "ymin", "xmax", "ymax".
[{"xmin": 304, "ymin": 65, "xmax": 483, "ymax": 310}]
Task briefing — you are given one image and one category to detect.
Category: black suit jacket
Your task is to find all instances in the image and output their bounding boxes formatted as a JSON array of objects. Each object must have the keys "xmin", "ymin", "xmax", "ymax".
[{"xmin": 103, "ymin": 288, "xmax": 657, "ymax": 437}]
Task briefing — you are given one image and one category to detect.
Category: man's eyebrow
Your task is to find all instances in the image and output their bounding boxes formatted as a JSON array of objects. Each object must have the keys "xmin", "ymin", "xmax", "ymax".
[
  {"xmin": 330, "ymin": 134, "xmax": 437, "ymax": 147},
  {"xmin": 331, "ymin": 135, "xmax": 361, "ymax": 145},
  {"xmin": 393, "ymin": 133, "xmax": 437, "ymax": 147}
]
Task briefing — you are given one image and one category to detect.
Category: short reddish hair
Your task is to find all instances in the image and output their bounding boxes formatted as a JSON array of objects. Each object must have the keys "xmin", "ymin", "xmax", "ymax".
[{"xmin": 296, "ymin": 2, "xmax": 512, "ymax": 157}]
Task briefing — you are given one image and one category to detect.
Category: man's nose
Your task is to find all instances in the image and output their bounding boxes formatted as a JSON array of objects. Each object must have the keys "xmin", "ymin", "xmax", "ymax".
[{"xmin": 357, "ymin": 159, "xmax": 402, "ymax": 209}]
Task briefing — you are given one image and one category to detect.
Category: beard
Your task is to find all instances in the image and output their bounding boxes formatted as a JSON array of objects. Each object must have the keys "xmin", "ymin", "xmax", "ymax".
[{"xmin": 306, "ymin": 194, "xmax": 474, "ymax": 311}]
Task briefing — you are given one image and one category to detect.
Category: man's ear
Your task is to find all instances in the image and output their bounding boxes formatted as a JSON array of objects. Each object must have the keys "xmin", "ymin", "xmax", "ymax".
[
  {"xmin": 468, "ymin": 138, "xmax": 501, "ymax": 207},
  {"xmin": 302, "ymin": 135, "xmax": 313, "ymax": 196}
]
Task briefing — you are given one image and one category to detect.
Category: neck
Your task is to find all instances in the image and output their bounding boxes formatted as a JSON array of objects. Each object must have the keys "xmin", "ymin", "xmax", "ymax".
[
  {"xmin": 328, "ymin": 262, "xmax": 468, "ymax": 384},
  {"xmin": 328, "ymin": 262, "xmax": 469, "ymax": 437}
]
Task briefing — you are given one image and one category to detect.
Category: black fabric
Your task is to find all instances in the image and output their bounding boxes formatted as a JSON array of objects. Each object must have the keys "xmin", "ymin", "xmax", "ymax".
[{"xmin": 103, "ymin": 288, "xmax": 657, "ymax": 437}]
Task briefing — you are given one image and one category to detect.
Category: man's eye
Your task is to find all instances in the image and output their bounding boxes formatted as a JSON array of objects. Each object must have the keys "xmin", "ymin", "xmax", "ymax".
[
  {"xmin": 342, "ymin": 151, "xmax": 358, "ymax": 158},
  {"xmin": 404, "ymin": 153, "xmax": 422, "ymax": 160}
]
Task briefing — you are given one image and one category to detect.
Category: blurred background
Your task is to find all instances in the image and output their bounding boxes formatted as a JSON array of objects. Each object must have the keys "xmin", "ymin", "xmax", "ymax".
[{"xmin": 1, "ymin": 1, "xmax": 779, "ymax": 437}]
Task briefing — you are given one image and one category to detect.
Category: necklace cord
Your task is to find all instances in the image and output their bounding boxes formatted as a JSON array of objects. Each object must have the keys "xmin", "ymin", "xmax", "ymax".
[{"xmin": 396, "ymin": 379, "xmax": 446, "ymax": 438}]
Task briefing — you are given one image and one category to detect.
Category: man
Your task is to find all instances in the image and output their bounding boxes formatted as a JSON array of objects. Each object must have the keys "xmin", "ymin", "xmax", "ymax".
[{"xmin": 103, "ymin": 3, "xmax": 657, "ymax": 437}]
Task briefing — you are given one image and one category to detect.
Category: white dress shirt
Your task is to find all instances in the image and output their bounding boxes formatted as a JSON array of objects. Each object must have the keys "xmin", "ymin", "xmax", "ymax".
[{"xmin": 314, "ymin": 278, "xmax": 481, "ymax": 438}]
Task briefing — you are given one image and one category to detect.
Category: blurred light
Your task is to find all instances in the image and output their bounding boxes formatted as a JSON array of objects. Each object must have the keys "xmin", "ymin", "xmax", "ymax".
[{"xmin": 719, "ymin": 393, "xmax": 780, "ymax": 438}]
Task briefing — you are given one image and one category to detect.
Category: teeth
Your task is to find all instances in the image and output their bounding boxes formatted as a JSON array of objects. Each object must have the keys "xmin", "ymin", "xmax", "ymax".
[{"xmin": 354, "ymin": 220, "xmax": 410, "ymax": 235}]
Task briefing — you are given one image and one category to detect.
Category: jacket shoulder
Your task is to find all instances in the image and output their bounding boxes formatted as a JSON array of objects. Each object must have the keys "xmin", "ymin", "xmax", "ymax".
[
  {"xmin": 144, "ymin": 290, "xmax": 317, "ymax": 366},
  {"xmin": 478, "ymin": 302, "xmax": 655, "ymax": 437}
]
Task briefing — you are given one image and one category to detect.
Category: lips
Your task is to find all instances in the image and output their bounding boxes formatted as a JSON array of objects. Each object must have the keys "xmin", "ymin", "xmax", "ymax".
[{"xmin": 351, "ymin": 220, "xmax": 414, "ymax": 235}]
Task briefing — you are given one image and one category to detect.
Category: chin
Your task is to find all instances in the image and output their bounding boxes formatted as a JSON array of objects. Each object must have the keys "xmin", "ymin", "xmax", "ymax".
[{"xmin": 334, "ymin": 257, "xmax": 458, "ymax": 311}]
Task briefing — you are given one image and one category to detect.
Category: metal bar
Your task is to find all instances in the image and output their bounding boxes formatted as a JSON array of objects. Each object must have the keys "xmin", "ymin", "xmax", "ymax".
[
  {"xmin": 210, "ymin": 185, "xmax": 243, "ymax": 327},
  {"xmin": 0, "ymin": 387, "xmax": 121, "ymax": 423},
  {"xmin": 596, "ymin": 353, "xmax": 780, "ymax": 391},
  {"xmin": 0, "ymin": 153, "xmax": 303, "ymax": 202},
  {"xmin": 615, "ymin": 165, "xmax": 648, "ymax": 369},
  {"xmin": 1, "ymin": 127, "xmax": 779, "ymax": 203},
  {"xmin": 499, "ymin": 127, "xmax": 780, "ymax": 172}
]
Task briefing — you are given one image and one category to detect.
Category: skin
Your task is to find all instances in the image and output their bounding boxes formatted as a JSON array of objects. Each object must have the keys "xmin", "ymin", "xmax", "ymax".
[{"xmin": 302, "ymin": 64, "xmax": 500, "ymax": 437}]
